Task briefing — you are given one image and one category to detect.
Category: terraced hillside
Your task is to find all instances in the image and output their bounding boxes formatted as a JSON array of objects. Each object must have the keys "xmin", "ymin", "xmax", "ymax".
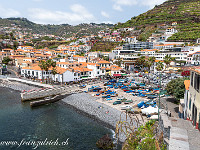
[{"xmin": 116, "ymin": 0, "xmax": 200, "ymax": 42}]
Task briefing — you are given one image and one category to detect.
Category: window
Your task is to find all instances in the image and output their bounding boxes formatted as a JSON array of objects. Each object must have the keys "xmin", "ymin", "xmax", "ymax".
[
  {"xmin": 97, "ymin": 71, "xmax": 99, "ymax": 74},
  {"xmin": 191, "ymin": 72, "xmax": 194, "ymax": 87},
  {"xmin": 28, "ymin": 71, "xmax": 30, "ymax": 74},
  {"xmin": 36, "ymin": 72, "xmax": 38, "ymax": 76},
  {"xmin": 32, "ymin": 71, "xmax": 34, "ymax": 75},
  {"xmin": 197, "ymin": 74, "xmax": 200, "ymax": 92}
]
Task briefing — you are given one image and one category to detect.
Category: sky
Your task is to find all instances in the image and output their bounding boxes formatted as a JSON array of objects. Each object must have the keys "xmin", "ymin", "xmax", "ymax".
[{"xmin": 0, "ymin": 0, "xmax": 166, "ymax": 25}]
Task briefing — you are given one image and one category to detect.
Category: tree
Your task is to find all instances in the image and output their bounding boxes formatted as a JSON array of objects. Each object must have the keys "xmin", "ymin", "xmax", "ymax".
[
  {"xmin": 164, "ymin": 55, "xmax": 175, "ymax": 70},
  {"xmin": 166, "ymin": 78, "xmax": 188, "ymax": 101},
  {"xmin": 52, "ymin": 67, "xmax": 57, "ymax": 83},
  {"xmin": 2, "ymin": 57, "xmax": 12, "ymax": 65},
  {"xmin": 144, "ymin": 56, "xmax": 156, "ymax": 83},
  {"xmin": 155, "ymin": 61, "xmax": 164, "ymax": 72},
  {"xmin": 114, "ymin": 58, "xmax": 122, "ymax": 67},
  {"xmin": 39, "ymin": 59, "xmax": 56, "ymax": 83},
  {"xmin": 136, "ymin": 56, "xmax": 146, "ymax": 71}
]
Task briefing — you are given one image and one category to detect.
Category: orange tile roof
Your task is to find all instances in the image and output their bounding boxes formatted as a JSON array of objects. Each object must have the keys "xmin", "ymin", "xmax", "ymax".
[
  {"xmin": 184, "ymin": 80, "xmax": 190, "ymax": 90},
  {"xmin": 57, "ymin": 62, "xmax": 70, "ymax": 65},
  {"xmin": 16, "ymin": 49, "xmax": 24, "ymax": 52},
  {"xmin": 87, "ymin": 63, "xmax": 100, "ymax": 66},
  {"xmin": 141, "ymin": 49, "xmax": 158, "ymax": 52},
  {"xmin": 71, "ymin": 67, "xmax": 92, "ymax": 72},
  {"xmin": 55, "ymin": 66, "xmax": 67, "ymax": 74},
  {"xmin": 155, "ymin": 60, "xmax": 164, "ymax": 63},
  {"xmin": 110, "ymin": 65, "xmax": 122, "ymax": 71},
  {"xmin": 97, "ymin": 60, "xmax": 111, "ymax": 64}
]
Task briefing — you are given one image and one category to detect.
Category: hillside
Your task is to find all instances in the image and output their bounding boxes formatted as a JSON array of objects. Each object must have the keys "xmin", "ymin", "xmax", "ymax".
[
  {"xmin": 90, "ymin": 41, "xmax": 120, "ymax": 52},
  {"xmin": 0, "ymin": 18, "xmax": 113, "ymax": 37},
  {"xmin": 115, "ymin": 0, "xmax": 200, "ymax": 42}
]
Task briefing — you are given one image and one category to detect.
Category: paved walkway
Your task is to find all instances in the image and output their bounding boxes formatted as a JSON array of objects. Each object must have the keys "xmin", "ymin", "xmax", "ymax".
[
  {"xmin": 7, "ymin": 77, "xmax": 53, "ymax": 88},
  {"xmin": 162, "ymin": 97, "xmax": 200, "ymax": 150},
  {"xmin": 169, "ymin": 117, "xmax": 200, "ymax": 150}
]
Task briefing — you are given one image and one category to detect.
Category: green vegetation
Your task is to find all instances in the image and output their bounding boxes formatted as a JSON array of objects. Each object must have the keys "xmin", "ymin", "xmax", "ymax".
[
  {"xmin": 90, "ymin": 41, "xmax": 119, "ymax": 52},
  {"xmin": 115, "ymin": 0, "xmax": 200, "ymax": 41},
  {"xmin": 117, "ymin": 120, "xmax": 166, "ymax": 150},
  {"xmin": 0, "ymin": 18, "xmax": 113, "ymax": 38},
  {"xmin": 2, "ymin": 56, "xmax": 12, "ymax": 65},
  {"xmin": 166, "ymin": 77, "xmax": 189, "ymax": 101}
]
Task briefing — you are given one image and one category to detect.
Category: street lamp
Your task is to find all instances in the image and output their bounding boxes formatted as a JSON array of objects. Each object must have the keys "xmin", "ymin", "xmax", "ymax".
[{"xmin": 158, "ymin": 72, "xmax": 162, "ymax": 122}]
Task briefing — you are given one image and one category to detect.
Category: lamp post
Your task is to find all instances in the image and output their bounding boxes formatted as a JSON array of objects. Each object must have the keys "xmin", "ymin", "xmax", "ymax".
[{"xmin": 158, "ymin": 72, "xmax": 162, "ymax": 122}]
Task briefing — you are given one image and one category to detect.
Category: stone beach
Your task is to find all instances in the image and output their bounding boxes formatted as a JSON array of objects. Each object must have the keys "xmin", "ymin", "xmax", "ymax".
[{"xmin": 62, "ymin": 93, "xmax": 133, "ymax": 142}]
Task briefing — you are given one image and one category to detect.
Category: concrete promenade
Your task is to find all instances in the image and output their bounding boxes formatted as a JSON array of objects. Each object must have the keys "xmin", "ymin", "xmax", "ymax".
[{"xmin": 7, "ymin": 77, "xmax": 54, "ymax": 88}]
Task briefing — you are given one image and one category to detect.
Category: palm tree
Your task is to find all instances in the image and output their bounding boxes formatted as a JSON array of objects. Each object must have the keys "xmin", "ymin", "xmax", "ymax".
[
  {"xmin": 148, "ymin": 56, "xmax": 156, "ymax": 73},
  {"xmin": 52, "ymin": 67, "xmax": 57, "ymax": 83},
  {"xmin": 39, "ymin": 59, "xmax": 56, "ymax": 84},
  {"xmin": 38, "ymin": 60, "xmax": 46, "ymax": 82},
  {"xmin": 156, "ymin": 61, "xmax": 164, "ymax": 121},
  {"xmin": 164, "ymin": 55, "xmax": 175, "ymax": 70},
  {"xmin": 136, "ymin": 56, "xmax": 146, "ymax": 71},
  {"xmin": 144, "ymin": 56, "xmax": 156, "ymax": 84},
  {"xmin": 156, "ymin": 61, "xmax": 164, "ymax": 72}
]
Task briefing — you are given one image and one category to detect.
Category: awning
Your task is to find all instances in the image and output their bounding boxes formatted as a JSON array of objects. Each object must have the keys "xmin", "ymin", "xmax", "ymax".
[
  {"xmin": 121, "ymin": 74, "xmax": 127, "ymax": 76},
  {"xmin": 113, "ymin": 74, "xmax": 121, "ymax": 77}
]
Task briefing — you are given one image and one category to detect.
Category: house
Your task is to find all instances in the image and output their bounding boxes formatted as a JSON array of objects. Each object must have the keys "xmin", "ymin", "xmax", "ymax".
[
  {"xmin": 165, "ymin": 28, "xmax": 178, "ymax": 35},
  {"xmin": 172, "ymin": 22, "xmax": 177, "ymax": 26},
  {"xmin": 21, "ymin": 64, "xmax": 80, "ymax": 82},
  {"xmin": 183, "ymin": 80, "xmax": 190, "ymax": 119},
  {"xmin": 87, "ymin": 63, "xmax": 101, "ymax": 78},
  {"xmin": 110, "ymin": 65, "xmax": 124, "ymax": 77},
  {"xmin": 184, "ymin": 68, "xmax": 200, "ymax": 130}
]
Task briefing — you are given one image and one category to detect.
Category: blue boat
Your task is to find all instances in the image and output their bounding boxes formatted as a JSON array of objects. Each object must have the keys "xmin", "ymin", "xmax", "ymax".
[{"xmin": 106, "ymin": 98, "xmax": 112, "ymax": 101}]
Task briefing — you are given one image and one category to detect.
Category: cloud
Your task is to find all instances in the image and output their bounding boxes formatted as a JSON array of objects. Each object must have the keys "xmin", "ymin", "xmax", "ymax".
[
  {"xmin": 112, "ymin": 0, "xmax": 138, "ymax": 11},
  {"xmin": 0, "ymin": 5, "xmax": 20, "ymax": 18},
  {"xmin": 112, "ymin": 0, "xmax": 165, "ymax": 11},
  {"xmin": 113, "ymin": 4, "xmax": 123, "ymax": 11},
  {"xmin": 101, "ymin": 11, "xmax": 110, "ymax": 18},
  {"xmin": 28, "ymin": 4, "xmax": 95, "ymax": 25},
  {"xmin": 141, "ymin": 0, "xmax": 166, "ymax": 8}
]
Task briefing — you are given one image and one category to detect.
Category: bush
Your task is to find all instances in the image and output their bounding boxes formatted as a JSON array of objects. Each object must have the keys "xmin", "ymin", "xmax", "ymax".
[{"xmin": 166, "ymin": 78, "xmax": 189, "ymax": 101}]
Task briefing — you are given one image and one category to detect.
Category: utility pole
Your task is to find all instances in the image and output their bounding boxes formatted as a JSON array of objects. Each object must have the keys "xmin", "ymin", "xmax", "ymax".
[{"xmin": 158, "ymin": 72, "xmax": 161, "ymax": 122}]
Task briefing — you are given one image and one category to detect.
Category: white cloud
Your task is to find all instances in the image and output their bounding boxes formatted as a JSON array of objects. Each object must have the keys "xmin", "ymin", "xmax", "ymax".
[
  {"xmin": 28, "ymin": 4, "xmax": 95, "ymax": 25},
  {"xmin": 101, "ymin": 11, "xmax": 110, "ymax": 18},
  {"xmin": 113, "ymin": 4, "xmax": 123, "ymax": 12},
  {"xmin": 112, "ymin": 0, "xmax": 166, "ymax": 11},
  {"xmin": 0, "ymin": 5, "xmax": 20, "ymax": 18},
  {"xmin": 141, "ymin": 0, "xmax": 166, "ymax": 9}
]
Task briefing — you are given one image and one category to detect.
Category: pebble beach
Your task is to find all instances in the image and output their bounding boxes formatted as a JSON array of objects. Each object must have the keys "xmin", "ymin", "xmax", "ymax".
[{"xmin": 62, "ymin": 93, "xmax": 132, "ymax": 142}]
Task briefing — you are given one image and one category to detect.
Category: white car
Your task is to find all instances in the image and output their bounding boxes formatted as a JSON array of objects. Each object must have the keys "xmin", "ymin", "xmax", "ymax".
[{"xmin": 121, "ymin": 105, "xmax": 133, "ymax": 110}]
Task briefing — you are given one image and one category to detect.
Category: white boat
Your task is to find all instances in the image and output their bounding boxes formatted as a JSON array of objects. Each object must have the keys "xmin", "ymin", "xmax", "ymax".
[{"xmin": 121, "ymin": 105, "xmax": 133, "ymax": 110}]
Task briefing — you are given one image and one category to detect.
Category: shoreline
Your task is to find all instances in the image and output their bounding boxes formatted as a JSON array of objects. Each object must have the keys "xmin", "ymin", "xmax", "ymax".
[
  {"xmin": 61, "ymin": 93, "xmax": 132, "ymax": 143},
  {"xmin": 0, "ymin": 81, "xmax": 128, "ymax": 143}
]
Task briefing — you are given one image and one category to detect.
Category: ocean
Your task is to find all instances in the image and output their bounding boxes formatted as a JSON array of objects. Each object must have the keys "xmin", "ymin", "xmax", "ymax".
[{"xmin": 0, "ymin": 87, "xmax": 120, "ymax": 150}]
